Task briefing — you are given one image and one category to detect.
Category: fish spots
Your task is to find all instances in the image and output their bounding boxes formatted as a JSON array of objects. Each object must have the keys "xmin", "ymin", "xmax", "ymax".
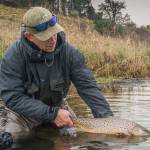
[{"xmin": 74, "ymin": 117, "xmax": 150, "ymax": 136}]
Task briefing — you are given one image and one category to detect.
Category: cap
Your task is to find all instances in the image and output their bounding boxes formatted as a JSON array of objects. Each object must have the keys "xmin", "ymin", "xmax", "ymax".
[{"xmin": 23, "ymin": 7, "xmax": 64, "ymax": 41}]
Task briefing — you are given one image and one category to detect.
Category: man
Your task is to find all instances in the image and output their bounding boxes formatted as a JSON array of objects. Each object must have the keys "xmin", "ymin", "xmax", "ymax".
[{"xmin": 0, "ymin": 7, "xmax": 113, "ymax": 133}]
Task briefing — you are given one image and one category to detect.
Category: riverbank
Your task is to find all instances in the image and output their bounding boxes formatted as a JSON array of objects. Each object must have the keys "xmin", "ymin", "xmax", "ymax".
[{"xmin": 0, "ymin": 4, "xmax": 150, "ymax": 80}]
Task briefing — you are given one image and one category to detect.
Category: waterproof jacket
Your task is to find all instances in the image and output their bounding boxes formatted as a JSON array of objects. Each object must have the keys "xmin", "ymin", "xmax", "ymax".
[{"xmin": 0, "ymin": 32, "xmax": 113, "ymax": 121}]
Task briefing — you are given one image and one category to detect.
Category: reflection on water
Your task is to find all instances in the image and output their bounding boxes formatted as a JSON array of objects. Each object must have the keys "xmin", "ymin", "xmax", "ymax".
[
  {"xmin": 105, "ymin": 79, "xmax": 150, "ymax": 131},
  {"xmin": 12, "ymin": 79, "xmax": 150, "ymax": 150}
]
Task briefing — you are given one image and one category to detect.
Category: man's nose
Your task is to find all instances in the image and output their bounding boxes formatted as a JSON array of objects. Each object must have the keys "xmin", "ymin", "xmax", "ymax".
[{"xmin": 48, "ymin": 34, "xmax": 57, "ymax": 42}]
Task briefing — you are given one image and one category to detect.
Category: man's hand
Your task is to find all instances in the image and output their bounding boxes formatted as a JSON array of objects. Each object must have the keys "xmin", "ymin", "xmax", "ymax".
[{"xmin": 54, "ymin": 109, "xmax": 73, "ymax": 127}]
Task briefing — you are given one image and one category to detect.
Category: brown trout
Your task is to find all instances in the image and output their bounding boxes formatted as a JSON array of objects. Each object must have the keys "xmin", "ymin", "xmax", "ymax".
[{"xmin": 73, "ymin": 117, "xmax": 150, "ymax": 137}]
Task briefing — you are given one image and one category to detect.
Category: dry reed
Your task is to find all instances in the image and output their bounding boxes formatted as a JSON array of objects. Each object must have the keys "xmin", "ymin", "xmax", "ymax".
[{"xmin": 0, "ymin": 4, "xmax": 150, "ymax": 79}]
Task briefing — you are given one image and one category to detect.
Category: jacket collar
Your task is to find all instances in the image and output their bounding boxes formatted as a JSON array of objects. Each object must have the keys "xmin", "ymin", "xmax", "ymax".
[{"xmin": 20, "ymin": 31, "xmax": 66, "ymax": 57}]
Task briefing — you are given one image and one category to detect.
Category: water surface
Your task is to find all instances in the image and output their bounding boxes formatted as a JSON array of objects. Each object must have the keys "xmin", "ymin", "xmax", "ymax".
[{"xmin": 12, "ymin": 79, "xmax": 150, "ymax": 150}]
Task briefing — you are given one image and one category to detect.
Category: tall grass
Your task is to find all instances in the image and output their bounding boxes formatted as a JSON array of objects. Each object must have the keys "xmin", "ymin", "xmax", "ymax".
[{"xmin": 0, "ymin": 4, "xmax": 150, "ymax": 79}]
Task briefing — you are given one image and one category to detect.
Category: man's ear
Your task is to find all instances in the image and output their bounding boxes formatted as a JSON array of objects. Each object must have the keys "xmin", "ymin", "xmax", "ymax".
[{"xmin": 24, "ymin": 32, "xmax": 34, "ymax": 42}]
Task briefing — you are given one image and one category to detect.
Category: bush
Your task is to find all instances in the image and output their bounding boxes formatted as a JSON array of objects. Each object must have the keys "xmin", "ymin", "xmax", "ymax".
[
  {"xmin": 94, "ymin": 17, "xmax": 110, "ymax": 34},
  {"xmin": 70, "ymin": 10, "xmax": 79, "ymax": 17}
]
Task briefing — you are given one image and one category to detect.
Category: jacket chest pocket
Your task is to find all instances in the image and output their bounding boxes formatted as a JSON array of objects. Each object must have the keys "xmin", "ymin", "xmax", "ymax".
[
  {"xmin": 24, "ymin": 82, "xmax": 39, "ymax": 98},
  {"xmin": 50, "ymin": 80, "xmax": 65, "ymax": 92},
  {"xmin": 49, "ymin": 79, "xmax": 65, "ymax": 106}
]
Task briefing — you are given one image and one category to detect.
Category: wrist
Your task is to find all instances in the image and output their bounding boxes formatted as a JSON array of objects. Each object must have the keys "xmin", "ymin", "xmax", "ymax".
[{"xmin": 49, "ymin": 106, "xmax": 60, "ymax": 121}]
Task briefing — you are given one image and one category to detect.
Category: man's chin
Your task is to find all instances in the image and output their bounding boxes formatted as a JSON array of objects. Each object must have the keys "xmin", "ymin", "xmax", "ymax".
[
  {"xmin": 46, "ymin": 50, "xmax": 54, "ymax": 53},
  {"xmin": 45, "ymin": 48, "xmax": 55, "ymax": 53}
]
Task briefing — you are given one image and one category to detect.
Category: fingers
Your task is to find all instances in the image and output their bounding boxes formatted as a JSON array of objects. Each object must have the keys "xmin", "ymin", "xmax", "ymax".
[
  {"xmin": 55, "ymin": 119, "xmax": 73, "ymax": 127},
  {"xmin": 54, "ymin": 109, "xmax": 73, "ymax": 127}
]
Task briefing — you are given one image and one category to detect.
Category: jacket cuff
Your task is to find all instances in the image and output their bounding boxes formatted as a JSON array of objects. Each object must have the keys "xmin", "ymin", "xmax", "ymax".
[{"xmin": 48, "ymin": 106, "xmax": 60, "ymax": 121}]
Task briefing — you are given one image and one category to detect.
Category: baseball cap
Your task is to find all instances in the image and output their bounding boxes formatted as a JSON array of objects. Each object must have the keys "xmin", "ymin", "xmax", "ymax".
[{"xmin": 22, "ymin": 7, "xmax": 64, "ymax": 41}]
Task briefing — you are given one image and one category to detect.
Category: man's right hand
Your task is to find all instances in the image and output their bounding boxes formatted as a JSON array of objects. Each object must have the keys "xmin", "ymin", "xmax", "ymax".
[{"xmin": 54, "ymin": 109, "xmax": 73, "ymax": 127}]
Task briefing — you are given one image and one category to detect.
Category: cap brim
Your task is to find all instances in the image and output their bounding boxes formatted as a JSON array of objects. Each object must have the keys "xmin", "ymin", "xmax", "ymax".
[{"xmin": 33, "ymin": 23, "xmax": 64, "ymax": 41}]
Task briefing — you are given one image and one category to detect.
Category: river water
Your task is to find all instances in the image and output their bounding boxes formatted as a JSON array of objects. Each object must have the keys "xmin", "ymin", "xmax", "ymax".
[{"xmin": 11, "ymin": 79, "xmax": 150, "ymax": 150}]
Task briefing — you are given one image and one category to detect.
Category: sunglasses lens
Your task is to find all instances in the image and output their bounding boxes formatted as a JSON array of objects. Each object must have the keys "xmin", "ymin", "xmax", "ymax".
[
  {"xmin": 34, "ymin": 16, "xmax": 57, "ymax": 32},
  {"xmin": 35, "ymin": 22, "xmax": 48, "ymax": 32},
  {"xmin": 49, "ymin": 16, "xmax": 57, "ymax": 26}
]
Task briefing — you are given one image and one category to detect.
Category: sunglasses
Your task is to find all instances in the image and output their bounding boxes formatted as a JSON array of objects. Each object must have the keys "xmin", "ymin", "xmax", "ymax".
[{"xmin": 23, "ymin": 15, "xmax": 57, "ymax": 32}]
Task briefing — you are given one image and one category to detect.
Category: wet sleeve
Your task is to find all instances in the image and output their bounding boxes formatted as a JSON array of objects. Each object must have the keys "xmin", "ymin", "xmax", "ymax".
[
  {"xmin": 70, "ymin": 49, "xmax": 113, "ymax": 118},
  {"xmin": 0, "ymin": 48, "xmax": 58, "ymax": 121}
]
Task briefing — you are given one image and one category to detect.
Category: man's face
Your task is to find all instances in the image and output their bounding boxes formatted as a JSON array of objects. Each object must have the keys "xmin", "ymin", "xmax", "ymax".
[{"xmin": 25, "ymin": 33, "xmax": 57, "ymax": 53}]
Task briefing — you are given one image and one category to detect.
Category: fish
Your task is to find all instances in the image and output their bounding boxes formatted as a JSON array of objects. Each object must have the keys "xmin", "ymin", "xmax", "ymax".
[
  {"xmin": 73, "ymin": 117, "xmax": 150, "ymax": 137},
  {"xmin": 62, "ymin": 100, "xmax": 150, "ymax": 138}
]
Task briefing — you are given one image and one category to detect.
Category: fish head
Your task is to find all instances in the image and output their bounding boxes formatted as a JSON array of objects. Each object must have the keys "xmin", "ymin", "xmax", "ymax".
[{"xmin": 131, "ymin": 125, "xmax": 150, "ymax": 137}]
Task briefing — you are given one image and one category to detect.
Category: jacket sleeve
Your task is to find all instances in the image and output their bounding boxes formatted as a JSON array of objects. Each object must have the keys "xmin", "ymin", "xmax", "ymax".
[
  {"xmin": 70, "ymin": 49, "xmax": 113, "ymax": 118},
  {"xmin": 0, "ymin": 46, "xmax": 58, "ymax": 121}
]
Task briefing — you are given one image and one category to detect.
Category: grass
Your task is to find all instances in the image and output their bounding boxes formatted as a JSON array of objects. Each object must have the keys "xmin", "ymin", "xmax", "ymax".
[{"xmin": 0, "ymin": 4, "xmax": 150, "ymax": 81}]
